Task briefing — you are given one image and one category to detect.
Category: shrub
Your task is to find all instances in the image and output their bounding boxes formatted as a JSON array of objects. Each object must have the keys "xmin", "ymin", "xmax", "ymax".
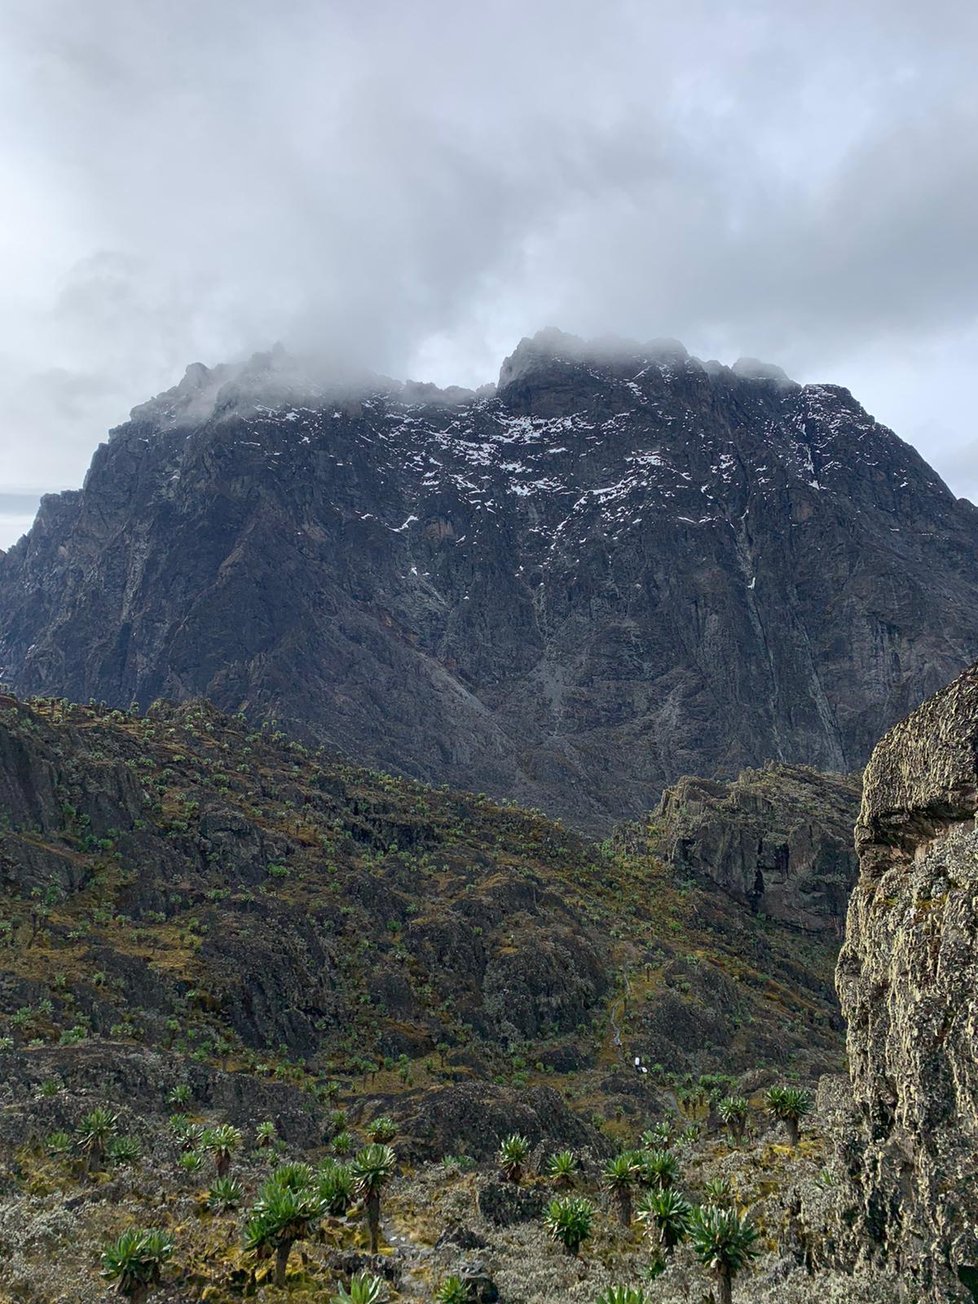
[
  {"xmin": 366, "ymin": 1115, "xmax": 397, "ymax": 1143},
  {"xmin": 331, "ymin": 1272, "xmax": 387, "ymax": 1303},
  {"xmin": 333, "ymin": 1129, "xmax": 354, "ymax": 1156},
  {"xmin": 703, "ymin": 1176, "xmax": 733, "ymax": 1207},
  {"xmin": 498, "ymin": 1133, "xmax": 531, "ymax": 1183},
  {"xmin": 244, "ymin": 1181, "xmax": 322, "ymax": 1287},
  {"xmin": 640, "ymin": 1122, "xmax": 671, "ymax": 1148},
  {"xmin": 636, "ymin": 1187, "xmax": 692, "ymax": 1250},
  {"xmin": 603, "ymin": 1152, "xmax": 639, "ymax": 1226},
  {"xmin": 547, "ymin": 1149, "xmax": 578, "ymax": 1186},
  {"xmin": 688, "ymin": 1205, "xmax": 760, "ymax": 1304},
  {"xmin": 351, "ymin": 1144, "xmax": 397, "ymax": 1253},
  {"xmin": 764, "ymin": 1086, "xmax": 812, "ymax": 1146},
  {"xmin": 201, "ymin": 1124, "xmax": 242, "ymax": 1177},
  {"xmin": 107, "ymin": 1136, "xmax": 142, "ymax": 1166},
  {"xmin": 46, "ymin": 1130, "xmax": 73, "ymax": 1156},
  {"xmin": 77, "ymin": 1106, "xmax": 118, "ymax": 1175},
  {"xmin": 207, "ymin": 1176, "xmax": 243, "ymax": 1211},
  {"xmin": 100, "ymin": 1228, "xmax": 173, "ymax": 1301},
  {"xmin": 595, "ymin": 1289, "xmax": 649, "ymax": 1304},
  {"xmin": 176, "ymin": 1121, "xmax": 207, "ymax": 1152},
  {"xmin": 543, "ymin": 1195, "xmax": 594, "ymax": 1255},
  {"xmin": 435, "ymin": 1276, "xmax": 468, "ymax": 1304},
  {"xmin": 268, "ymin": 1161, "xmax": 315, "ymax": 1191},
  {"xmin": 637, "ymin": 1148, "xmax": 678, "ymax": 1190},
  {"xmin": 717, "ymin": 1095, "xmax": 749, "ymax": 1142},
  {"xmin": 255, "ymin": 1120, "xmax": 277, "ymax": 1148},
  {"xmin": 318, "ymin": 1161, "xmax": 355, "ymax": 1216}
]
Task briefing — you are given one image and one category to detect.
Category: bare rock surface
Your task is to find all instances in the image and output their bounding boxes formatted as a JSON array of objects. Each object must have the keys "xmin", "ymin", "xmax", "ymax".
[
  {"xmin": 837, "ymin": 662, "xmax": 978, "ymax": 1301},
  {"xmin": 654, "ymin": 763, "xmax": 861, "ymax": 932},
  {"xmin": 3, "ymin": 332, "xmax": 978, "ymax": 832}
]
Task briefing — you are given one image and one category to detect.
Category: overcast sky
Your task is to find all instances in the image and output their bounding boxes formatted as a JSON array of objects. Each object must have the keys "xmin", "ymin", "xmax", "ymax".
[{"xmin": 1, "ymin": 0, "xmax": 977, "ymax": 548}]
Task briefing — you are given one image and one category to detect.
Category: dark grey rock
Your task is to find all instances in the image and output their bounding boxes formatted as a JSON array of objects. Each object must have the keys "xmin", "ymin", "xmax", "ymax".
[
  {"xmin": 838, "ymin": 662, "xmax": 978, "ymax": 1301},
  {"xmin": 397, "ymin": 1081, "xmax": 607, "ymax": 1164},
  {"xmin": 3, "ymin": 333, "xmax": 977, "ymax": 833},
  {"xmin": 654, "ymin": 764, "xmax": 861, "ymax": 932},
  {"xmin": 476, "ymin": 1180, "xmax": 547, "ymax": 1227}
]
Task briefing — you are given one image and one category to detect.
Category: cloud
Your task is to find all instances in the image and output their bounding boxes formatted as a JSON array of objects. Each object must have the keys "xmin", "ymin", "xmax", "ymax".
[{"xmin": 0, "ymin": 0, "xmax": 976, "ymax": 542}]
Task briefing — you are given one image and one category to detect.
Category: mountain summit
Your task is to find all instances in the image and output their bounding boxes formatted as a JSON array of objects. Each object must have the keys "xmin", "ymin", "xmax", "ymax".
[{"xmin": 2, "ymin": 331, "xmax": 977, "ymax": 830}]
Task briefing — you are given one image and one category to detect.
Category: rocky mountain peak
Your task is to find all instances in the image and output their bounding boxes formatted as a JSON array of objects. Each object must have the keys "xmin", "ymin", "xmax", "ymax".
[{"xmin": 1, "ymin": 332, "xmax": 977, "ymax": 831}]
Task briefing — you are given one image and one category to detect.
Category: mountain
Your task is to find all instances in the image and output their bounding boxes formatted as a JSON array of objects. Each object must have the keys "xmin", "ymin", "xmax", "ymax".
[{"xmin": 2, "ymin": 329, "xmax": 977, "ymax": 831}]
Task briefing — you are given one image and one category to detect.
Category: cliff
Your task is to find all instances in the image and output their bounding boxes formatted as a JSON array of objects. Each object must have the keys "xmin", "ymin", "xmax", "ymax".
[
  {"xmin": 837, "ymin": 663, "xmax": 978, "ymax": 1300},
  {"xmin": 653, "ymin": 764, "xmax": 861, "ymax": 934}
]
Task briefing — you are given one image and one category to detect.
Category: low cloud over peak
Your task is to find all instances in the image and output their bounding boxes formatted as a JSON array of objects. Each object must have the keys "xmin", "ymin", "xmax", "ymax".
[{"xmin": 1, "ymin": 0, "xmax": 977, "ymax": 545}]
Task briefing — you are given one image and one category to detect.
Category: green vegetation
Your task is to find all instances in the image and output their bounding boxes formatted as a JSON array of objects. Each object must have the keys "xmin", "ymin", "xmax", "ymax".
[
  {"xmin": 637, "ymin": 1147, "xmax": 678, "ymax": 1190},
  {"xmin": 365, "ymin": 1115, "xmax": 397, "ymax": 1142},
  {"xmin": 318, "ymin": 1160, "xmax": 355, "ymax": 1215},
  {"xmin": 244, "ymin": 1173, "xmax": 322, "ymax": 1287},
  {"xmin": 255, "ymin": 1120, "xmax": 277, "ymax": 1147},
  {"xmin": 544, "ymin": 1195, "xmax": 595, "ymax": 1255},
  {"xmin": 0, "ymin": 693, "xmax": 841, "ymax": 1301},
  {"xmin": 718, "ymin": 1094, "xmax": 750, "ymax": 1142},
  {"xmin": 331, "ymin": 1273, "xmax": 388, "ymax": 1304},
  {"xmin": 765, "ymin": 1086, "xmax": 813, "ymax": 1146},
  {"xmin": 703, "ymin": 1176, "xmax": 733, "ymax": 1207},
  {"xmin": 78, "ymin": 1106, "xmax": 118, "ymax": 1176},
  {"xmin": 435, "ymin": 1276, "xmax": 469, "ymax": 1304},
  {"xmin": 106, "ymin": 1135, "xmax": 141, "ymax": 1166},
  {"xmin": 636, "ymin": 1187, "xmax": 693, "ymax": 1250},
  {"xmin": 351, "ymin": 1143, "xmax": 397, "ymax": 1253},
  {"xmin": 689, "ymin": 1205, "xmax": 760, "ymax": 1304},
  {"xmin": 547, "ymin": 1148, "xmax": 578, "ymax": 1185},
  {"xmin": 202, "ymin": 1124, "xmax": 242, "ymax": 1177},
  {"xmin": 603, "ymin": 1152, "xmax": 639, "ymax": 1226},
  {"xmin": 498, "ymin": 1132, "xmax": 531, "ymax": 1183},
  {"xmin": 595, "ymin": 1289, "xmax": 649, "ymax": 1304},
  {"xmin": 100, "ymin": 1228, "xmax": 173, "ymax": 1302},
  {"xmin": 207, "ymin": 1176, "xmax": 243, "ymax": 1211}
]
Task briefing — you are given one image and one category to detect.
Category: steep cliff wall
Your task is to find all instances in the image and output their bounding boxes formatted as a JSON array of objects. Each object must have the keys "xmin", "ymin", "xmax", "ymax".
[{"xmin": 837, "ymin": 663, "xmax": 978, "ymax": 1300}]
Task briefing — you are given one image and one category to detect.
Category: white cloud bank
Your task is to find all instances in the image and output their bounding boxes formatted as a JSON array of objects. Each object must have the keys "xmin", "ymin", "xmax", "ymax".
[{"xmin": 1, "ymin": 0, "xmax": 977, "ymax": 547}]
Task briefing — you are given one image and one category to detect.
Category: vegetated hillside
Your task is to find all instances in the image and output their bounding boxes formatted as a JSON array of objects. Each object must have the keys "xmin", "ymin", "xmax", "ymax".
[
  {"xmin": 0, "ymin": 693, "xmax": 897, "ymax": 1303},
  {"xmin": 2, "ymin": 330, "xmax": 977, "ymax": 832},
  {"xmin": 0, "ymin": 693, "xmax": 843, "ymax": 1093}
]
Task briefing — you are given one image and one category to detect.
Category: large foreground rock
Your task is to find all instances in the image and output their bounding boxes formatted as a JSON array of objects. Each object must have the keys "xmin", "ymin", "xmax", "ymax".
[{"xmin": 837, "ymin": 662, "xmax": 978, "ymax": 1301}]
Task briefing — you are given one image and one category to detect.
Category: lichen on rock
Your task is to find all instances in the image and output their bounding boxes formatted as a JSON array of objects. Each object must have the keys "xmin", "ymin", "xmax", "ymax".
[{"xmin": 837, "ymin": 662, "xmax": 978, "ymax": 1301}]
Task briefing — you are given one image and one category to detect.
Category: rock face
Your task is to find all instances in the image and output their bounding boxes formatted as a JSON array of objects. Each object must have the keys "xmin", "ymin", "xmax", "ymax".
[
  {"xmin": 655, "ymin": 764, "xmax": 861, "ymax": 933},
  {"xmin": 837, "ymin": 662, "xmax": 978, "ymax": 1301},
  {"xmin": 4, "ymin": 329, "xmax": 978, "ymax": 832}
]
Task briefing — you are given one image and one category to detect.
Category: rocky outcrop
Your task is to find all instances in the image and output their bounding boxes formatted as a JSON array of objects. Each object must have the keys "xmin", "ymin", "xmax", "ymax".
[
  {"xmin": 837, "ymin": 662, "xmax": 978, "ymax": 1301},
  {"xmin": 3, "ymin": 332, "xmax": 978, "ymax": 832},
  {"xmin": 396, "ymin": 1081, "xmax": 607, "ymax": 1164},
  {"xmin": 655, "ymin": 764, "xmax": 861, "ymax": 932}
]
